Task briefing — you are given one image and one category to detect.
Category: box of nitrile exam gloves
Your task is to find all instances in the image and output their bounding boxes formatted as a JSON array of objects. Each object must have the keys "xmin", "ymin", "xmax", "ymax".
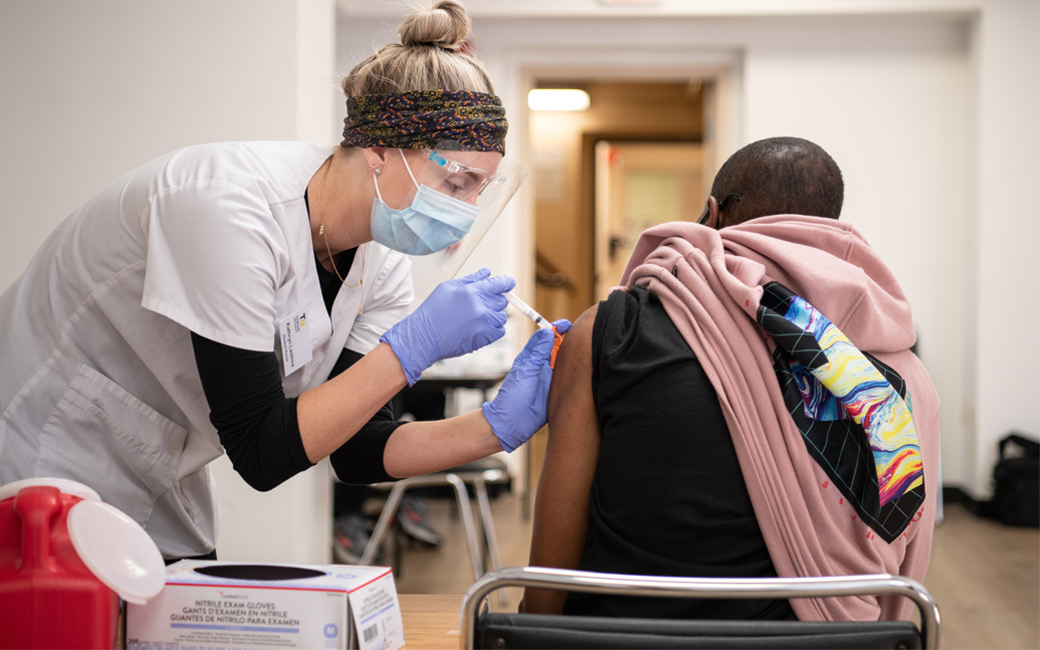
[{"xmin": 126, "ymin": 560, "xmax": 404, "ymax": 650}]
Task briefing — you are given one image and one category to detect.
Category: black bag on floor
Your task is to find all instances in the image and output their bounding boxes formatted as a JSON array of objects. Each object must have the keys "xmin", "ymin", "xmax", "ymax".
[{"xmin": 991, "ymin": 432, "xmax": 1039, "ymax": 527}]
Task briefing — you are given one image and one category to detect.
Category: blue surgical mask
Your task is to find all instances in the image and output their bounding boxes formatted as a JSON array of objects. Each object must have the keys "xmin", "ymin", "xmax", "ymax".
[{"xmin": 370, "ymin": 150, "xmax": 479, "ymax": 255}]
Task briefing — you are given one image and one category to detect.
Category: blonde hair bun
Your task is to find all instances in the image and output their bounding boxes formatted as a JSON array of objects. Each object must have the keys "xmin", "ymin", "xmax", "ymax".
[
  {"xmin": 341, "ymin": 0, "xmax": 493, "ymax": 99},
  {"xmin": 398, "ymin": 0, "xmax": 472, "ymax": 52}
]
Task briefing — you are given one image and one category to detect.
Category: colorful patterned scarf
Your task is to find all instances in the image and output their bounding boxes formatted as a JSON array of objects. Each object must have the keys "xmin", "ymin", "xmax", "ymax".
[
  {"xmin": 341, "ymin": 89, "xmax": 508, "ymax": 154},
  {"xmin": 758, "ymin": 281, "xmax": 925, "ymax": 542}
]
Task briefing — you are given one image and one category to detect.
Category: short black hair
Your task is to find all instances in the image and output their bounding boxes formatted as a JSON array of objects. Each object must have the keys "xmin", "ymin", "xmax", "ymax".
[{"xmin": 710, "ymin": 136, "xmax": 844, "ymax": 224}]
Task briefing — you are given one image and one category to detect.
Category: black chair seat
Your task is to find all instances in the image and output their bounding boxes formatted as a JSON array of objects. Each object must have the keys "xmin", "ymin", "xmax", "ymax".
[{"xmin": 479, "ymin": 612, "xmax": 922, "ymax": 649}]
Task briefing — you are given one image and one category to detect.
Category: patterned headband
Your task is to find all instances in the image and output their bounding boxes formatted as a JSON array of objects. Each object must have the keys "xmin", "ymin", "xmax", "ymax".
[{"xmin": 341, "ymin": 89, "xmax": 508, "ymax": 154}]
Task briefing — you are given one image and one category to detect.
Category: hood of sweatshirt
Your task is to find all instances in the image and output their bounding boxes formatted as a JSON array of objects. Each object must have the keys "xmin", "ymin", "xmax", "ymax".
[
  {"xmin": 722, "ymin": 215, "xmax": 916, "ymax": 354},
  {"xmin": 620, "ymin": 215, "xmax": 917, "ymax": 355}
]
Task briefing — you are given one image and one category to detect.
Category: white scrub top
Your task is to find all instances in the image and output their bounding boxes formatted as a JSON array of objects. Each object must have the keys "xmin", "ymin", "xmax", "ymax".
[{"xmin": 0, "ymin": 141, "xmax": 413, "ymax": 559}]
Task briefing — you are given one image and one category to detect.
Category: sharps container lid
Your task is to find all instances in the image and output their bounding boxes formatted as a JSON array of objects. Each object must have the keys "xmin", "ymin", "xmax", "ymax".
[
  {"xmin": 68, "ymin": 500, "xmax": 166, "ymax": 605},
  {"xmin": 0, "ymin": 477, "xmax": 101, "ymax": 503}
]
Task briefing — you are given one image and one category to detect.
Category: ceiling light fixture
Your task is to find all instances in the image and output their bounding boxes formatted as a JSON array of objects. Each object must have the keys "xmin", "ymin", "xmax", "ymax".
[{"xmin": 527, "ymin": 89, "xmax": 591, "ymax": 112}]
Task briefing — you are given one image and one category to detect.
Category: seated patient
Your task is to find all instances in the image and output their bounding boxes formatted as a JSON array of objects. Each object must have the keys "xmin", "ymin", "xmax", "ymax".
[{"xmin": 521, "ymin": 137, "xmax": 940, "ymax": 623}]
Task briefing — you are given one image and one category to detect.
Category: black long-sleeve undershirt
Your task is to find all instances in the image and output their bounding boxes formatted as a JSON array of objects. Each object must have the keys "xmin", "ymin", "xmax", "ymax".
[{"xmin": 191, "ymin": 242, "xmax": 402, "ymax": 491}]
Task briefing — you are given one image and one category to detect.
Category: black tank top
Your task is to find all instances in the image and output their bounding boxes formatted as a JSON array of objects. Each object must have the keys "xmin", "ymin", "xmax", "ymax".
[{"xmin": 562, "ymin": 285, "xmax": 794, "ymax": 620}]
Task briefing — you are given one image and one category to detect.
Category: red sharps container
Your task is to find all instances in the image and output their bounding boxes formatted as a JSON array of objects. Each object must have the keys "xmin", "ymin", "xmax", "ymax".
[{"xmin": 0, "ymin": 478, "xmax": 165, "ymax": 649}]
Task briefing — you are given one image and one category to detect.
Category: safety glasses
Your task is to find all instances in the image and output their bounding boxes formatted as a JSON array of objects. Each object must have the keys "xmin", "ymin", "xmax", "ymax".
[{"xmin": 425, "ymin": 149, "xmax": 506, "ymax": 201}]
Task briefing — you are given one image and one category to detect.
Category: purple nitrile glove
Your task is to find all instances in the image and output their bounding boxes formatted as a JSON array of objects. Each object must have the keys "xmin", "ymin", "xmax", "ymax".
[
  {"xmin": 482, "ymin": 319, "xmax": 572, "ymax": 452},
  {"xmin": 381, "ymin": 268, "xmax": 515, "ymax": 385}
]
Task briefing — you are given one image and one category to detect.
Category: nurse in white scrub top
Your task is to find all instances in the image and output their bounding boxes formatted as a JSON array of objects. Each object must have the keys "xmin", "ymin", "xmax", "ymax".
[{"xmin": 0, "ymin": 0, "xmax": 567, "ymax": 561}]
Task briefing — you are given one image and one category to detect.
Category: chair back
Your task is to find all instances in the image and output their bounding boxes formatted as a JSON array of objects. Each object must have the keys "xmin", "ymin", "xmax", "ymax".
[{"xmin": 460, "ymin": 567, "xmax": 940, "ymax": 650}]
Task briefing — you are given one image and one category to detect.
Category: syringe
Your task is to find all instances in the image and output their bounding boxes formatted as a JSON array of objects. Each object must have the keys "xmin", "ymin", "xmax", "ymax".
[{"xmin": 505, "ymin": 292, "xmax": 553, "ymax": 329}]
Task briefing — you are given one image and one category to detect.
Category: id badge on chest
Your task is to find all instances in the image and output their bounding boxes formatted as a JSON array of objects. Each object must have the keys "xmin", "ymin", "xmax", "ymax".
[{"xmin": 279, "ymin": 310, "xmax": 313, "ymax": 376}]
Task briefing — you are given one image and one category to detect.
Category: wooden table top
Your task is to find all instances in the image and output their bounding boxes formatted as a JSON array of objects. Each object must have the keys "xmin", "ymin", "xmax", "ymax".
[{"xmin": 399, "ymin": 593, "xmax": 464, "ymax": 650}]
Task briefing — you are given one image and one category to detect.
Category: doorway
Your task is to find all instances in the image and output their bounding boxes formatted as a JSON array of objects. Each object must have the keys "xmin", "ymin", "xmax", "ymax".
[
  {"xmin": 593, "ymin": 140, "xmax": 705, "ymax": 300},
  {"xmin": 528, "ymin": 80, "xmax": 707, "ymax": 321}
]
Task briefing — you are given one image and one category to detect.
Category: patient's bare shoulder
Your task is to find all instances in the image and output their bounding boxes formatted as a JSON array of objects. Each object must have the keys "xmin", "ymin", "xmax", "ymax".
[{"xmin": 548, "ymin": 303, "xmax": 598, "ymax": 404}]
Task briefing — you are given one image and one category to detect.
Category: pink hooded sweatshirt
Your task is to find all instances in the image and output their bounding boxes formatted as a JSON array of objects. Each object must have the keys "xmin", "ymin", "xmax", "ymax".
[{"xmin": 618, "ymin": 215, "xmax": 940, "ymax": 621}]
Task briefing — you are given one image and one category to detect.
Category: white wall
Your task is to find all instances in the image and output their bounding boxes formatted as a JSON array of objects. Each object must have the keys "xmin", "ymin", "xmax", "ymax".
[
  {"xmin": 0, "ymin": 0, "xmax": 340, "ymax": 563},
  {"xmin": 971, "ymin": 0, "xmax": 1040, "ymax": 495},
  {"xmin": 339, "ymin": 0, "xmax": 1039, "ymax": 499}
]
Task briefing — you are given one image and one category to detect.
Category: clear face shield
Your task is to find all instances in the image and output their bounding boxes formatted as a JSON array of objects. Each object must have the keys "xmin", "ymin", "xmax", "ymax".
[{"xmin": 401, "ymin": 140, "xmax": 528, "ymax": 306}]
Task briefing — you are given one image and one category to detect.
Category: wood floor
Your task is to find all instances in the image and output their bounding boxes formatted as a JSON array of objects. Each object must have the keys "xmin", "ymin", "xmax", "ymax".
[{"xmin": 384, "ymin": 494, "xmax": 1039, "ymax": 650}]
